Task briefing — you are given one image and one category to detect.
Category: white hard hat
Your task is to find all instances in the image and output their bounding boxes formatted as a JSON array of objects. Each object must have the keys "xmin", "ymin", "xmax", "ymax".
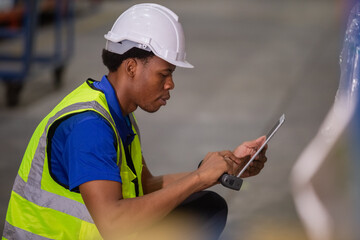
[{"xmin": 104, "ymin": 3, "xmax": 193, "ymax": 68}]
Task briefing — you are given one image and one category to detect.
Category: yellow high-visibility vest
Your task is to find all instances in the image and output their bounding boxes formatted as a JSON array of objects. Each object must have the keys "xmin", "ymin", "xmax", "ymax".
[{"xmin": 2, "ymin": 79, "xmax": 143, "ymax": 239}]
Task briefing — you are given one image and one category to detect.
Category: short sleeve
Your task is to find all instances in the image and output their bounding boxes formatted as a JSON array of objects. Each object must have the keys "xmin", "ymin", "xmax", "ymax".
[{"xmin": 52, "ymin": 111, "xmax": 122, "ymax": 192}]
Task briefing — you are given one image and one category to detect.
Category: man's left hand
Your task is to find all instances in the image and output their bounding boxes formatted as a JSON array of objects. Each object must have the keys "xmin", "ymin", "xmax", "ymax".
[{"xmin": 233, "ymin": 136, "xmax": 268, "ymax": 178}]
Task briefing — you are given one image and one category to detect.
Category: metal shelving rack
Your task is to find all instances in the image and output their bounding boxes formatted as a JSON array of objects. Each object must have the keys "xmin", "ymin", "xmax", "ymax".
[{"xmin": 0, "ymin": 0, "xmax": 74, "ymax": 106}]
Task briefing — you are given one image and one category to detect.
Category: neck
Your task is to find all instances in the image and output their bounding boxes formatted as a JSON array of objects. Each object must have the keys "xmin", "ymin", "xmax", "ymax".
[{"xmin": 107, "ymin": 72, "xmax": 137, "ymax": 116}]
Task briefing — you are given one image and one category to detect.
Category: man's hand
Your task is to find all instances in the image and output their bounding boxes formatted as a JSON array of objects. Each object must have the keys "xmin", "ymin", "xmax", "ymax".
[
  {"xmin": 196, "ymin": 151, "xmax": 245, "ymax": 189},
  {"xmin": 233, "ymin": 136, "xmax": 268, "ymax": 178}
]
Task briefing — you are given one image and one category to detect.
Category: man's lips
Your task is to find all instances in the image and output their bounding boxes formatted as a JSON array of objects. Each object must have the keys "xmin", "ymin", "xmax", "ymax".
[{"xmin": 159, "ymin": 95, "xmax": 170, "ymax": 105}]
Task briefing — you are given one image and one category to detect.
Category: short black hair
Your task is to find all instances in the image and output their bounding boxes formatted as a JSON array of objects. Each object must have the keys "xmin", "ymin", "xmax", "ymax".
[{"xmin": 102, "ymin": 47, "xmax": 155, "ymax": 72}]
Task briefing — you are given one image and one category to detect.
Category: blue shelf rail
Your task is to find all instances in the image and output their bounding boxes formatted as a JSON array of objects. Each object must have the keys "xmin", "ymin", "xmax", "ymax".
[{"xmin": 0, "ymin": 0, "xmax": 74, "ymax": 106}]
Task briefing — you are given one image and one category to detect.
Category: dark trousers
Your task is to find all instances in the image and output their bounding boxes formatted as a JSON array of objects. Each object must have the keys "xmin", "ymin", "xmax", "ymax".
[{"xmin": 169, "ymin": 191, "xmax": 228, "ymax": 240}]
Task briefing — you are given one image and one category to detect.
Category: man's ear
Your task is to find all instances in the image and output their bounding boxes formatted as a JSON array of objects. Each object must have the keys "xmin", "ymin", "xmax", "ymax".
[{"xmin": 124, "ymin": 58, "xmax": 137, "ymax": 78}]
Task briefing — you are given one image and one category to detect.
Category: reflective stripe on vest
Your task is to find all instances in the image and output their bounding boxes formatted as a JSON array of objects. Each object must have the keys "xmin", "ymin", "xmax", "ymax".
[
  {"xmin": 3, "ymin": 80, "xmax": 143, "ymax": 239},
  {"xmin": 3, "ymin": 221, "xmax": 52, "ymax": 240}
]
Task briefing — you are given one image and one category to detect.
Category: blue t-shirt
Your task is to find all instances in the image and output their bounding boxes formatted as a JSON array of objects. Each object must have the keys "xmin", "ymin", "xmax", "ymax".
[{"xmin": 49, "ymin": 75, "xmax": 135, "ymax": 192}]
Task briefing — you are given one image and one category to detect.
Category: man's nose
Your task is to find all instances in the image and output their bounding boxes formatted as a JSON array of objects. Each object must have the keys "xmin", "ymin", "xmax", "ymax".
[{"xmin": 164, "ymin": 77, "xmax": 175, "ymax": 90}]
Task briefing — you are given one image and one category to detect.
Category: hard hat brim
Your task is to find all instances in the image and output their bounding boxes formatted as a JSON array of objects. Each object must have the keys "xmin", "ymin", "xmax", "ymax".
[{"xmin": 169, "ymin": 59, "xmax": 194, "ymax": 68}]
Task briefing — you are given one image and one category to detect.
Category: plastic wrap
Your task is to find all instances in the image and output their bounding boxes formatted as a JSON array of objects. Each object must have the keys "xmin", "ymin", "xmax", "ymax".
[
  {"xmin": 291, "ymin": 3, "xmax": 360, "ymax": 240},
  {"xmin": 337, "ymin": 3, "xmax": 360, "ymax": 106}
]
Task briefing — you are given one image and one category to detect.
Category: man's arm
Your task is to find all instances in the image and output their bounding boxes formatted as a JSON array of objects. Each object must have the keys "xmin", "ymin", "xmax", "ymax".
[
  {"xmin": 141, "ymin": 136, "xmax": 268, "ymax": 194},
  {"xmin": 141, "ymin": 157, "xmax": 190, "ymax": 194},
  {"xmin": 80, "ymin": 173, "xmax": 199, "ymax": 239},
  {"xmin": 80, "ymin": 151, "xmax": 236, "ymax": 239},
  {"xmin": 80, "ymin": 137, "xmax": 268, "ymax": 239}
]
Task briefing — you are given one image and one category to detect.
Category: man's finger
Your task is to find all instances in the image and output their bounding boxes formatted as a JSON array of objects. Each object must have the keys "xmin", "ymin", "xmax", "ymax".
[
  {"xmin": 249, "ymin": 161, "xmax": 265, "ymax": 170},
  {"xmin": 222, "ymin": 151, "xmax": 242, "ymax": 165},
  {"xmin": 244, "ymin": 136, "xmax": 266, "ymax": 150}
]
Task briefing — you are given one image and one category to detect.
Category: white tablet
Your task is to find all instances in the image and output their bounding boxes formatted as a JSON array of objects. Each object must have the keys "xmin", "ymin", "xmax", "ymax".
[{"xmin": 237, "ymin": 114, "xmax": 285, "ymax": 177}]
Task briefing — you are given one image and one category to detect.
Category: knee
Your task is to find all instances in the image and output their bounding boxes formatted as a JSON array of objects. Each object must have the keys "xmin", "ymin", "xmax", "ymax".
[
  {"xmin": 175, "ymin": 190, "xmax": 228, "ymax": 223},
  {"xmin": 199, "ymin": 191, "xmax": 228, "ymax": 228},
  {"xmin": 201, "ymin": 191, "xmax": 228, "ymax": 239},
  {"xmin": 205, "ymin": 191, "xmax": 228, "ymax": 215}
]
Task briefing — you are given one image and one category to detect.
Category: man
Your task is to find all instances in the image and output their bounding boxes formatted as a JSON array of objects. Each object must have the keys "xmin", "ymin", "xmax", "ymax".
[{"xmin": 2, "ymin": 3, "xmax": 267, "ymax": 240}]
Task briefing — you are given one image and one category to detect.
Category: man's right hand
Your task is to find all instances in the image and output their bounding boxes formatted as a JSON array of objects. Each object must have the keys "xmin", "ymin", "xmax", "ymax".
[{"xmin": 195, "ymin": 151, "xmax": 244, "ymax": 189}]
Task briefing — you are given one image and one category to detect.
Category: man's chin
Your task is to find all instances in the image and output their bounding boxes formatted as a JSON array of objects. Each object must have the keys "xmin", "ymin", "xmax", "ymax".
[{"xmin": 140, "ymin": 105, "xmax": 162, "ymax": 113}]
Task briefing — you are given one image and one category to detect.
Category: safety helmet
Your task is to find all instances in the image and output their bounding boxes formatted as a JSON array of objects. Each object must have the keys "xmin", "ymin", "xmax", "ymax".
[{"xmin": 104, "ymin": 3, "xmax": 193, "ymax": 68}]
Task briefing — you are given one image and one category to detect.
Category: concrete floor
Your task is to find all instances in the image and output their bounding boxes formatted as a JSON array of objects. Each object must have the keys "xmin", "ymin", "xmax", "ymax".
[{"xmin": 0, "ymin": 0, "xmax": 344, "ymax": 239}]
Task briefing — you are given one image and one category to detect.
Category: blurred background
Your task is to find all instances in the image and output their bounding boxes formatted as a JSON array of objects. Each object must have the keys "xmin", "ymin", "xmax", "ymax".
[{"xmin": 0, "ymin": 0, "xmax": 358, "ymax": 239}]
